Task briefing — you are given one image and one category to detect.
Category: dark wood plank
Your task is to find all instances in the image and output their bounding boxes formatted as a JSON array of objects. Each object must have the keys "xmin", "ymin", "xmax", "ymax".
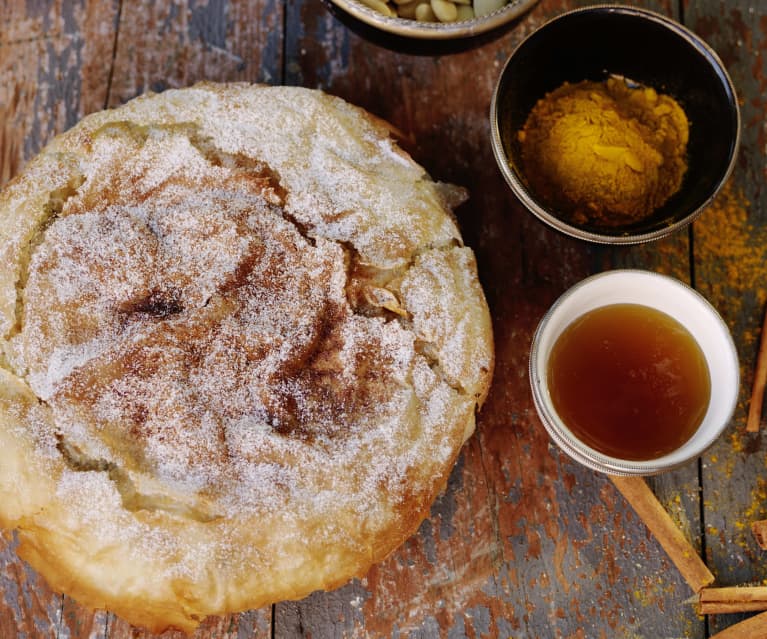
[
  {"xmin": 106, "ymin": 0, "xmax": 285, "ymax": 108},
  {"xmin": 686, "ymin": 0, "xmax": 767, "ymax": 634},
  {"xmin": 0, "ymin": 3, "xmax": 120, "ymax": 637},
  {"xmin": 58, "ymin": 602, "xmax": 109, "ymax": 639},
  {"xmin": 0, "ymin": 2, "xmax": 280, "ymax": 637},
  {"xmin": 277, "ymin": 1, "xmax": 705, "ymax": 637},
  {"xmin": 0, "ymin": 0, "xmax": 120, "ymax": 178},
  {"xmin": 0, "ymin": 532, "xmax": 61, "ymax": 639},
  {"xmin": 105, "ymin": 610, "xmax": 272, "ymax": 639},
  {"xmin": 98, "ymin": 1, "xmax": 284, "ymax": 634},
  {"xmin": 586, "ymin": 0, "xmax": 704, "ymax": 592},
  {"xmin": 3, "ymin": 0, "xmax": 766, "ymax": 636}
]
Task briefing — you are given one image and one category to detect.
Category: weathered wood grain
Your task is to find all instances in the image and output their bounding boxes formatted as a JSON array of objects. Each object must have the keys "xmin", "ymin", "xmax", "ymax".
[
  {"xmin": 686, "ymin": 0, "xmax": 767, "ymax": 635},
  {"xmin": 611, "ymin": 476, "xmax": 714, "ymax": 593},
  {"xmin": 2, "ymin": 0, "xmax": 767, "ymax": 636},
  {"xmin": 85, "ymin": 2, "xmax": 283, "ymax": 636},
  {"xmin": 585, "ymin": 0, "xmax": 705, "ymax": 607},
  {"xmin": 0, "ymin": 532, "xmax": 60, "ymax": 639},
  {"xmin": 0, "ymin": 3, "xmax": 120, "ymax": 637},
  {"xmin": 277, "ymin": 1, "xmax": 704, "ymax": 637},
  {"xmin": 104, "ymin": 610, "xmax": 272, "ymax": 639},
  {"xmin": 106, "ymin": 0, "xmax": 284, "ymax": 108},
  {"xmin": 0, "ymin": 0, "xmax": 120, "ymax": 181},
  {"xmin": 58, "ymin": 601, "xmax": 109, "ymax": 639},
  {"xmin": 0, "ymin": 2, "xmax": 278, "ymax": 637}
]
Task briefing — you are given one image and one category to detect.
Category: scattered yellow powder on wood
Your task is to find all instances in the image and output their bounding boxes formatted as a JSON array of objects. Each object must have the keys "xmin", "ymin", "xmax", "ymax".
[
  {"xmin": 695, "ymin": 180, "xmax": 763, "ymax": 301},
  {"xmin": 694, "ymin": 181, "xmax": 767, "ymax": 493},
  {"xmin": 696, "ymin": 180, "xmax": 761, "ymax": 425},
  {"xmin": 517, "ymin": 76, "xmax": 689, "ymax": 227}
]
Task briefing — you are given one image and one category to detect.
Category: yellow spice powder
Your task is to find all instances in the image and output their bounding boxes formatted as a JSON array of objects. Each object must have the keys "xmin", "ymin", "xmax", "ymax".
[{"xmin": 517, "ymin": 76, "xmax": 690, "ymax": 227}]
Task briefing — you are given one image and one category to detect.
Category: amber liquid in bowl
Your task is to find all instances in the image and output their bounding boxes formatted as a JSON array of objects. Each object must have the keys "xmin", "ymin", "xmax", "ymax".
[{"xmin": 547, "ymin": 303, "xmax": 711, "ymax": 461}]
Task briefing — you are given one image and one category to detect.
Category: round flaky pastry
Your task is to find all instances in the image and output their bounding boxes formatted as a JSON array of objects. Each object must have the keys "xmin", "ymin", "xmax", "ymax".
[{"xmin": 0, "ymin": 83, "xmax": 493, "ymax": 632}]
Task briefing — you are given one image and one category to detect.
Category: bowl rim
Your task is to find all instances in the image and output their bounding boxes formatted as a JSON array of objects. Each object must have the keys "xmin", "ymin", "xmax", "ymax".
[
  {"xmin": 528, "ymin": 269, "xmax": 740, "ymax": 476},
  {"xmin": 489, "ymin": 3, "xmax": 742, "ymax": 245},
  {"xmin": 326, "ymin": 0, "xmax": 540, "ymax": 40}
]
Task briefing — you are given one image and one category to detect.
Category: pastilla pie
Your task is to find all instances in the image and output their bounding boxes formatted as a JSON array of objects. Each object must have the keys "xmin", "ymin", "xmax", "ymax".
[{"xmin": 0, "ymin": 83, "xmax": 493, "ymax": 632}]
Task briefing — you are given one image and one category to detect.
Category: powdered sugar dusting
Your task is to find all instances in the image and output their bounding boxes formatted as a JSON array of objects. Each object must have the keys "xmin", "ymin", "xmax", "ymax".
[
  {"xmin": 54, "ymin": 85, "xmax": 465, "ymax": 270},
  {"xmin": 2, "ymin": 85, "xmax": 491, "ymax": 603}
]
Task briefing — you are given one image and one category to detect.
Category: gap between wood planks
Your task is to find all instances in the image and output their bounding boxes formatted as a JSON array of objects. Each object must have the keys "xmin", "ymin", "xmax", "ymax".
[{"xmin": 103, "ymin": 0, "xmax": 124, "ymax": 112}]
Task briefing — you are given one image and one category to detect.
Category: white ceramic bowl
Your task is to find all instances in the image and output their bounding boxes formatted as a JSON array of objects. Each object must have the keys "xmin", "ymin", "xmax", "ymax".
[{"xmin": 529, "ymin": 270, "xmax": 739, "ymax": 475}]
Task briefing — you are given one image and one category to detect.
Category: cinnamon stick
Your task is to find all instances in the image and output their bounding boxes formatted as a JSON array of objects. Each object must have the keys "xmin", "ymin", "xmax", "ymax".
[
  {"xmin": 610, "ymin": 475, "xmax": 714, "ymax": 592},
  {"xmin": 752, "ymin": 520, "xmax": 767, "ymax": 550},
  {"xmin": 708, "ymin": 610, "xmax": 767, "ymax": 639},
  {"xmin": 699, "ymin": 586, "xmax": 767, "ymax": 614},
  {"xmin": 747, "ymin": 306, "xmax": 767, "ymax": 432}
]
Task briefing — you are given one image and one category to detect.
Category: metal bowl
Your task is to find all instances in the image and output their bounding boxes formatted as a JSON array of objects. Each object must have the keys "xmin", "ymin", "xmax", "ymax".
[
  {"xmin": 322, "ymin": 0, "xmax": 539, "ymax": 55},
  {"xmin": 490, "ymin": 5, "xmax": 740, "ymax": 244}
]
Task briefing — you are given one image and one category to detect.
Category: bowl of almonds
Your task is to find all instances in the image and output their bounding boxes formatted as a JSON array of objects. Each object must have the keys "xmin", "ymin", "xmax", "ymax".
[{"xmin": 322, "ymin": 0, "xmax": 539, "ymax": 54}]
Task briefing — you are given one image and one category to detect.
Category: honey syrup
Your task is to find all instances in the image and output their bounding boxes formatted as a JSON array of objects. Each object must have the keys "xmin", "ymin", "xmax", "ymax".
[{"xmin": 547, "ymin": 303, "xmax": 711, "ymax": 461}]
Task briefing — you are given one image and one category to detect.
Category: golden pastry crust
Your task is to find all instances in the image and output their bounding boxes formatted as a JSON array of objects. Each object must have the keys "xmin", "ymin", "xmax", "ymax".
[{"xmin": 0, "ymin": 83, "xmax": 493, "ymax": 633}]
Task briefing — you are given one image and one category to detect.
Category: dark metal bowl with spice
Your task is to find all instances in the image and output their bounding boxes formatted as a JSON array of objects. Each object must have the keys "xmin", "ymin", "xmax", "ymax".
[{"xmin": 490, "ymin": 4, "xmax": 740, "ymax": 244}]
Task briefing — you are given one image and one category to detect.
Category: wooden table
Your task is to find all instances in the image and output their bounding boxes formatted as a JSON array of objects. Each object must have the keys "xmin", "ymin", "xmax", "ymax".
[{"xmin": 1, "ymin": 1, "xmax": 766, "ymax": 637}]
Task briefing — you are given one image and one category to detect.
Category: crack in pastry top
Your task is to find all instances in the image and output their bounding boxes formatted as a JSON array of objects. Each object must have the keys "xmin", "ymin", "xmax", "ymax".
[{"xmin": 2, "ymin": 86, "xmax": 485, "ymax": 526}]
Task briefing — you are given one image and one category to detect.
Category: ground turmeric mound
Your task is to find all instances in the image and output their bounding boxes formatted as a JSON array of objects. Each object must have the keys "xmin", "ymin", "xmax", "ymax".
[{"xmin": 517, "ymin": 76, "xmax": 689, "ymax": 227}]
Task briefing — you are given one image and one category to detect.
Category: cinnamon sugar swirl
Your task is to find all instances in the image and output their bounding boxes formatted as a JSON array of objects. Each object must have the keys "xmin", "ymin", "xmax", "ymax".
[{"xmin": 0, "ymin": 84, "xmax": 493, "ymax": 632}]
